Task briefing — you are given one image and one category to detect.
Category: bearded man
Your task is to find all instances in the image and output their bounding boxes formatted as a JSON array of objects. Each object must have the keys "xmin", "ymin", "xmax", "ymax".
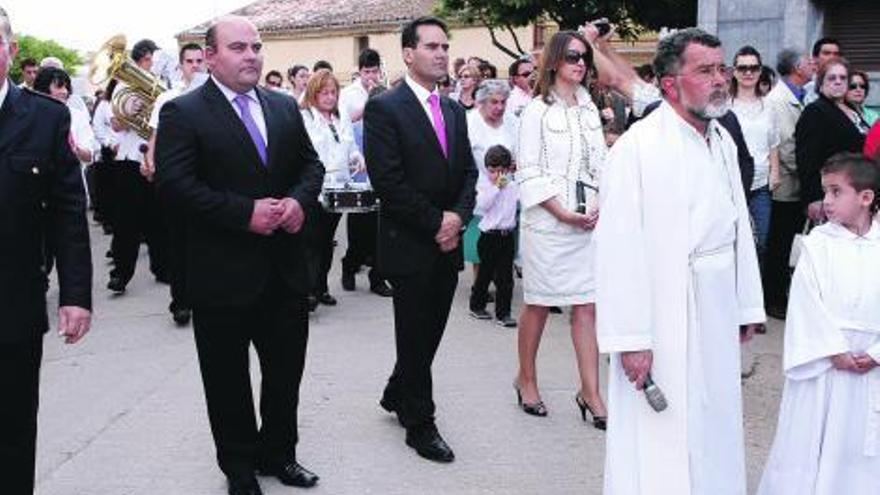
[{"xmin": 595, "ymin": 28, "xmax": 765, "ymax": 495}]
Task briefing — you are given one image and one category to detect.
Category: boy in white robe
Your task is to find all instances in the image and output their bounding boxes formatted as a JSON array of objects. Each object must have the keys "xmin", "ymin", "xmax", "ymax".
[{"xmin": 757, "ymin": 152, "xmax": 880, "ymax": 495}]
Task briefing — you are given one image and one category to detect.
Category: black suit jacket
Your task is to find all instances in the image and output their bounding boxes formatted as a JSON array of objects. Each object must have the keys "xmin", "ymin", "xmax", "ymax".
[
  {"xmin": 155, "ymin": 79, "xmax": 324, "ymax": 307},
  {"xmin": 796, "ymin": 94, "xmax": 867, "ymax": 206},
  {"xmin": 364, "ymin": 81, "xmax": 478, "ymax": 276},
  {"xmin": 0, "ymin": 83, "xmax": 92, "ymax": 343}
]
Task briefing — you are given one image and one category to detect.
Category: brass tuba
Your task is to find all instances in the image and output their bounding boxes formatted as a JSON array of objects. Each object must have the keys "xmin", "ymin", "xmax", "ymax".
[{"xmin": 89, "ymin": 34, "xmax": 166, "ymax": 140}]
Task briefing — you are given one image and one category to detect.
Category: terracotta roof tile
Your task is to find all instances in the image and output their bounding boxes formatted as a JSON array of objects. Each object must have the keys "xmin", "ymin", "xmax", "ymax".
[{"xmin": 181, "ymin": 0, "xmax": 438, "ymax": 36}]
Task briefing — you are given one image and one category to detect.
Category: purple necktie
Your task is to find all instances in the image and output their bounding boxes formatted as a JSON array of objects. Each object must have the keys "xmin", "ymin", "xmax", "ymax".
[
  {"xmin": 233, "ymin": 93, "xmax": 267, "ymax": 165},
  {"xmin": 427, "ymin": 94, "xmax": 448, "ymax": 158}
]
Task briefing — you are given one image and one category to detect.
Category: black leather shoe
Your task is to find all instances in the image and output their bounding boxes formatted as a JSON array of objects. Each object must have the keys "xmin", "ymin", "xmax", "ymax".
[
  {"xmin": 227, "ymin": 475, "xmax": 263, "ymax": 495},
  {"xmin": 172, "ymin": 308, "xmax": 191, "ymax": 326},
  {"xmin": 107, "ymin": 277, "xmax": 126, "ymax": 294},
  {"xmin": 341, "ymin": 270, "xmax": 356, "ymax": 291},
  {"xmin": 370, "ymin": 280, "xmax": 393, "ymax": 297},
  {"xmin": 317, "ymin": 293, "xmax": 337, "ymax": 306},
  {"xmin": 405, "ymin": 424, "xmax": 455, "ymax": 463},
  {"xmin": 258, "ymin": 460, "xmax": 319, "ymax": 488}
]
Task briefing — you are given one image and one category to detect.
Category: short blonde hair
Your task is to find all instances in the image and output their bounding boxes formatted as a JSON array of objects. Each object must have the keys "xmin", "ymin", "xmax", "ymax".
[{"xmin": 301, "ymin": 69, "xmax": 340, "ymax": 115}]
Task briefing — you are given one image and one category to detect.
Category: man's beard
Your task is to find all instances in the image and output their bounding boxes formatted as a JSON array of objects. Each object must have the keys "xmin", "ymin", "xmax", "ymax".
[{"xmin": 683, "ymin": 88, "xmax": 730, "ymax": 121}]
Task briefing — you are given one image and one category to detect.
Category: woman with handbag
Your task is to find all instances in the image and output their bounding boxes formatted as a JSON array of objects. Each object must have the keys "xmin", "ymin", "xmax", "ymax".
[{"xmin": 514, "ymin": 30, "xmax": 607, "ymax": 428}]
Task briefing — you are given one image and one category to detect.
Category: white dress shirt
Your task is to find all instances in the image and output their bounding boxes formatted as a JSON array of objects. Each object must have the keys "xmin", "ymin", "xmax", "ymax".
[
  {"xmin": 92, "ymin": 99, "xmax": 118, "ymax": 148},
  {"xmin": 301, "ymin": 106, "xmax": 362, "ymax": 186},
  {"xmin": 405, "ymin": 74, "xmax": 444, "ymax": 127},
  {"xmin": 211, "ymin": 75, "xmax": 268, "ymax": 145},
  {"xmin": 339, "ymin": 80, "xmax": 369, "ymax": 122},
  {"xmin": 0, "ymin": 78, "xmax": 8, "ymax": 109},
  {"xmin": 70, "ymin": 105, "xmax": 97, "ymax": 164}
]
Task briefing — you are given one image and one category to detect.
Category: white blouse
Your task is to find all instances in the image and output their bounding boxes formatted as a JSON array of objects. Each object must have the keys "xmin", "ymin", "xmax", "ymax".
[
  {"xmin": 516, "ymin": 87, "xmax": 607, "ymax": 233},
  {"xmin": 466, "ymin": 109, "xmax": 516, "ymax": 176},
  {"xmin": 301, "ymin": 107, "xmax": 363, "ymax": 187},
  {"xmin": 731, "ymin": 97, "xmax": 779, "ymax": 191}
]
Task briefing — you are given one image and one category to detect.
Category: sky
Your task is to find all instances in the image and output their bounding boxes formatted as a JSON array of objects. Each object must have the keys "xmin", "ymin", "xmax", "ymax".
[{"xmin": 3, "ymin": 0, "xmax": 253, "ymax": 54}]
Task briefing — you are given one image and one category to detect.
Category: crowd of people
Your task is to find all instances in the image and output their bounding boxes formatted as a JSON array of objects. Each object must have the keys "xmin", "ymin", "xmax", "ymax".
[{"xmin": 2, "ymin": 3, "xmax": 880, "ymax": 494}]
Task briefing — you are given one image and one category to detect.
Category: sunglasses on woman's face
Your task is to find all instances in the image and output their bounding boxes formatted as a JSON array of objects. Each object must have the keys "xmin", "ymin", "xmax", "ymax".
[
  {"xmin": 849, "ymin": 82, "xmax": 866, "ymax": 90},
  {"xmin": 735, "ymin": 64, "xmax": 761, "ymax": 74},
  {"xmin": 563, "ymin": 50, "xmax": 589, "ymax": 66}
]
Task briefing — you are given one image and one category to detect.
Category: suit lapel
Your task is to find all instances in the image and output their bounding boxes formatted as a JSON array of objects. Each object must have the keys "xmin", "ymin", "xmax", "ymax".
[
  {"xmin": 398, "ymin": 83, "xmax": 447, "ymax": 163},
  {"xmin": 201, "ymin": 79, "xmax": 265, "ymax": 172},
  {"xmin": 0, "ymin": 83, "xmax": 31, "ymax": 157}
]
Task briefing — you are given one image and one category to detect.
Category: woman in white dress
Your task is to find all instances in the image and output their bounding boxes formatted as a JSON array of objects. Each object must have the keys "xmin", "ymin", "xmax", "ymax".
[
  {"xmin": 514, "ymin": 30, "xmax": 608, "ymax": 428},
  {"xmin": 300, "ymin": 69, "xmax": 364, "ymax": 309}
]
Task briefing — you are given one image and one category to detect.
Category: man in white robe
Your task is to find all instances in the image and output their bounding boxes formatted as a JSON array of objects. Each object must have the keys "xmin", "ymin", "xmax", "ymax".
[{"xmin": 595, "ymin": 28, "xmax": 765, "ymax": 495}]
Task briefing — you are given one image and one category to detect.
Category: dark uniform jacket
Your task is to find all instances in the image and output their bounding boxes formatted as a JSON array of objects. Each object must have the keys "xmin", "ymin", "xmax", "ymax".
[{"xmin": 0, "ymin": 82, "xmax": 92, "ymax": 343}]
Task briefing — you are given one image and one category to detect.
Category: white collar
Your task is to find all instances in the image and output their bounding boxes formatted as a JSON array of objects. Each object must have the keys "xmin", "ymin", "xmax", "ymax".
[
  {"xmin": 0, "ymin": 77, "xmax": 9, "ymax": 110},
  {"xmin": 405, "ymin": 73, "xmax": 438, "ymax": 103},
  {"xmin": 211, "ymin": 75, "xmax": 258, "ymax": 104},
  {"xmin": 549, "ymin": 85, "xmax": 592, "ymax": 108},
  {"xmin": 818, "ymin": 220, "xmax": 880, "ymax": 240}
]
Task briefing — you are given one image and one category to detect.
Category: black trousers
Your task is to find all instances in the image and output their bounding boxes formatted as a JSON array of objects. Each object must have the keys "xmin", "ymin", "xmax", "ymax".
[
  {"xmin": 304, "ymin": 209, "xmax": 341, "ymax": 296},
  {"xmin": 342, "ymin": 211, "xmax": 381, "ymax": 281},
  {"xmin": 764, "ymin": 200, "xmax": 805, "ymax": 308},
  {"xmin": 192, "ymin": 276, "xmax": 309, "ymax": 478},
  {"xmin": 0, "ymin": 335, "xmax": 43, "ymax": 495},
  {"xmin": 109, "ymin": 162, "xmax": 168, "ymax": 284},
  {"xmin": 93, "ymin": 155, "xmax": 116, "ymax": 226},
  {"xmin": 470, "ymin": 231, "xmax": 515, "ymax": 318},
  {"xmin": 165, "ymin": 206, "xmax": 188, "ymax": 311},
  {"xmin": 382, "ymin": 255, "xmax": 458, "ymax": 428}
]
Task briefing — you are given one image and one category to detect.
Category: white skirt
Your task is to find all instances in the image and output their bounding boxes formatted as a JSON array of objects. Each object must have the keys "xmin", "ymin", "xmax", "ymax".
[{"xmin": 520, "ymin": 223, "xmax": 595, "ymax": 306}]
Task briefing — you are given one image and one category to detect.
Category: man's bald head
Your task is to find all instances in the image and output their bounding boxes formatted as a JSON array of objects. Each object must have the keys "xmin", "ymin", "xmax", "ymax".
[
  {"xmin": 204, "ymin": 15, "xmax": 264, "ymax": 93},
  {"xmin": 0, "ymin": 6, "xmax": 13, "ymax": 41},
  {"xmin": 0, "ymin": 6, "xmax": 18, "ymax": 84},
  {"xmin": 205, "ymin": 15, "xmax": 256, "ymax": 50}
]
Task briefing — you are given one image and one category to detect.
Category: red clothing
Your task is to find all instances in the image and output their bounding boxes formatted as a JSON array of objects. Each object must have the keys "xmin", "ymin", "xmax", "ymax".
[{"xmin": 865, "ymin": 121, "xmax": 880, "ymax": 161}]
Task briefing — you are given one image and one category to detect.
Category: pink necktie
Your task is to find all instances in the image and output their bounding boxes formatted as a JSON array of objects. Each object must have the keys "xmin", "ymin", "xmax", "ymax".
[{"xmin": 427, "ymin": 94, "xmax": 448, "ymax": 158}]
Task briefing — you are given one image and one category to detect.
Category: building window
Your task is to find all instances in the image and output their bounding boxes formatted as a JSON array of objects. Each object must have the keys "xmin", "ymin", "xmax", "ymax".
[
  {"xmin": 355, "ymin": 36, "xmax": 369, "ymax": 59},
  {"xmin": 825, "ymin": 2, "xmax": 880, "ymax": 71}
]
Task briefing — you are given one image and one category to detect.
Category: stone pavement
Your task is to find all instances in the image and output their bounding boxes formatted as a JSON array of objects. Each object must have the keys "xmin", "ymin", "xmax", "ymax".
[{"xmin": 36, "ymin": 224, "xmax": 786, "ymax": 495}]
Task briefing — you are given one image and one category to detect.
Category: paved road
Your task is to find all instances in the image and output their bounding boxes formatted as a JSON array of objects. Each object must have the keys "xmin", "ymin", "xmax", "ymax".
[{"xmin": 36, "ymin": 224, "xmax": 785, "ymax": 494}]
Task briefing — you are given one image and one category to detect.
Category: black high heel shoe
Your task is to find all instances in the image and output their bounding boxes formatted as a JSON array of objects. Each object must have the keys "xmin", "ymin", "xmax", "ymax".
[
  {"xmin": 513, "ymin": 381, "xmax": 547, "ymax": 417},
  {"xmin": 576, "ymin": 393, "xmax": 607, "ymax": 430}
]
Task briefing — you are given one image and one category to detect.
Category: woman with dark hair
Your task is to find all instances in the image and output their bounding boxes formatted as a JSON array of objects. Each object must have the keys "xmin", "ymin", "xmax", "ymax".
[
  {"xmin": 846, "ymin": 70, "xmax": 879, "ymax": 127},
  {"xmin": 730, "ymin": 46, "xmax": 780, "ymax": 267},
  {"xmin": 796, "ymin": 58, "xmax": 868, "ymax": 223},
  {"xmin": 300, "ymin": 69, "xmax": 365, "ymax": 310},
  {"xmin": 514, "ymin": 30, "xmax": 607, "ymax": 428},
  {"xmin": 758, "ymin": 65, "xmax": 776, "ymax": 95},
  {"xmin": 34, "ymin": 67, "xmax": 95, "ymax": 164},
  {"xmin": 287, "ymin": 64, "xmax": 309, "ymax": 102}
]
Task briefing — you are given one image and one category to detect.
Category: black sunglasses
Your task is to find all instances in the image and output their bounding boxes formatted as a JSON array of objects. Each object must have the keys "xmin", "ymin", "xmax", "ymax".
[
  {"xmin": 735, "ymin": 64, "xmax": 761, "ymax": 74},
  {"xmin": 849, "ymin": 82, "xmax": 867, "ymax": 90},
  {"xmin": 517, "ymin": 70, "xmax": 533, "ymax": 78},
  {"xmin": 563, "ymin": 50, "xmax": 590, "ymax": 66}
]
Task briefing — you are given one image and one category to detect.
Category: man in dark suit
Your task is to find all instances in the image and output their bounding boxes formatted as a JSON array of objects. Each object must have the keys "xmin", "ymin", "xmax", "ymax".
[
  {"xmin": 0, "ymin": 8, "xmax": 92, "ymax": 494},
  {"xmin": 155, "ymin": 16, "xmax": 324, "ymax": 495},
  {"xmin": 365, "ymin": 16, "xmax": 477, "ymax": 463}
]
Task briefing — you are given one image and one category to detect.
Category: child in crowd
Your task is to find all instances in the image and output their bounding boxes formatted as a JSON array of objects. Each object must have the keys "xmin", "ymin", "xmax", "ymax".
[
  {"xmin": 469, "ymin": 145, "xmax": 519, "ymax": 327},
  {"xmin": 757, "ymin": 152, "xmax": 880, "ymax": 494}
]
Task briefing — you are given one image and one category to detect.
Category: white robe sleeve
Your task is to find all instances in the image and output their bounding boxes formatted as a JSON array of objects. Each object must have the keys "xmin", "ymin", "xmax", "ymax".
[
  {"xmin": 595, "ymin": 132, "xmax": 653, "ymax": 352},
  {"xmin": 515, "ymin": 102, "xmax": 561, "ymax": 209},
  {"xmin": 783, "ymin": 243, "xmax": 850, "ymax": 380}
]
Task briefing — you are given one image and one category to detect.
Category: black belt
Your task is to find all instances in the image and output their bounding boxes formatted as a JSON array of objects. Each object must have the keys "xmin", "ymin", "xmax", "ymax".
[{"xmin": 483, "ymin": 228, "xmax": 515, "ymax": 236}]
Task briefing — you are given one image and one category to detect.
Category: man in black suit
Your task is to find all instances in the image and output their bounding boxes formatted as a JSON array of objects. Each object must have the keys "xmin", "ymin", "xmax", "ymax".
[
  {"xmin": 0, "ymin": 8, "xmax": 92, "ymax": 494},
  {"xmin": 155, "ymin": 16, "xmax": 323, "ymax": 495},
  {"xmin": 365, "ymin": 16, "xmax": 477, "ymax": 463}
]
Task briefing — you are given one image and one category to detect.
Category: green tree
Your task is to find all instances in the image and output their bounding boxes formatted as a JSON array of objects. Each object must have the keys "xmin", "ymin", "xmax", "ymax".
[
  {"xmin": 10, "ymin": 34, "xmax": 82, "ymax": 83},
  {"xmin": 437, "ymin": 0, "xmax": 697, "ymax": 58}
]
